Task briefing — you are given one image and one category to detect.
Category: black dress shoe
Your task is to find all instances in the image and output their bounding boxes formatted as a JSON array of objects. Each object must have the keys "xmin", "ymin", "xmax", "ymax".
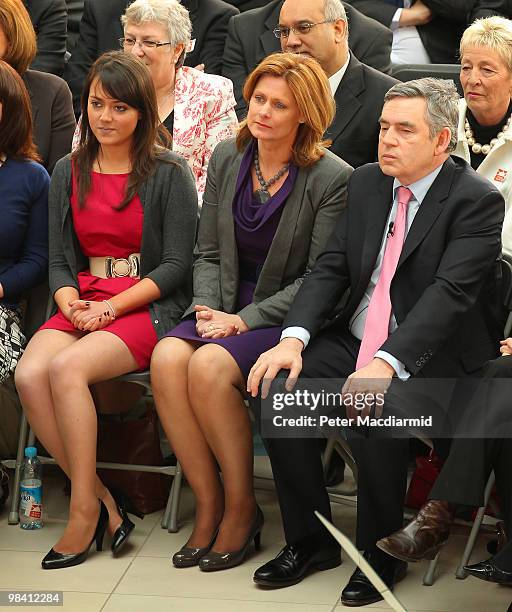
[
  {"xmin": 464, "ymin": 557, "xmax": 512, "ymax": 585},
  {"xmin": 340, "ymin": 549, "xmax": 407, "ymax": 607},
  {"xmin": 253, "ymin": 537, "xmax": 341, "ymax": 587}
]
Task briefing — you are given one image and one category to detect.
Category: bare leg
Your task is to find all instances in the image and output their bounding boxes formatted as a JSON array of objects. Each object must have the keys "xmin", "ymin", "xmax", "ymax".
[
  {"xmin": 15, "ymin": 330, "xmax": 125, "ymax": 535},
  {"xmin": 151, "ymin": 338, "xmax": 224, "ymax": 547},
  {"xmin": 188, "ymin": 345, "xmax": 257, "ymax": 552}
]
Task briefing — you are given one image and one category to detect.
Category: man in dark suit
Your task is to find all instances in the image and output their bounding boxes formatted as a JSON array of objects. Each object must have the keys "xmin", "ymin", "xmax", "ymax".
[
  {"xmin": 223, "ymin": 0, "xmax": 393, "ymax": 119},
  {"xmin": 24, "ymin": 0, "xmax": 67, "ymax": 76},
  {"xmin": 247, "ymin": 78, "xmax": 504, "ymax": 606},
  {"xmin": 345, "ymin": 0, "xmax": 504, "ymax": 64},
  {"xmin": 225, "ymin": 0, "xmax": 396, "ymax": 169},
  {"xmin": 64, "ymin": 0, "xmax": 238, "ymax": 115}
]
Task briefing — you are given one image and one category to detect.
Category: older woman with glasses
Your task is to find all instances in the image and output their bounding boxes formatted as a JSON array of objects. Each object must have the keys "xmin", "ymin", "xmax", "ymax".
[{"xmin": 72, "ymin": 0, "xmax": 238, "ymax": 204}]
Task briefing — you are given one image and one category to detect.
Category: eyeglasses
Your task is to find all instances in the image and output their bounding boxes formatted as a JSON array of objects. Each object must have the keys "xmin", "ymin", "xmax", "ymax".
[
  {"xmin": 119, "ymin": 37, "xmax": 172, "ymax": 50},
  {"xmin": 273, "ymin": 21, "xmax": 334, "ymax": 39}
]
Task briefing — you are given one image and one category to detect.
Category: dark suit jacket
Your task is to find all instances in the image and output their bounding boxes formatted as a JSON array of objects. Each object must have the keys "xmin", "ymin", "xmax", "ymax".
[
  {"xmin": 224, "ymin": 0, "xmax": 269, "ymax": 10},
  {"xmin": 186, "ymin": 138, "xmax": 352, "ymax": 328},
  {"xmin": 65, "ymin": 0, "xmax": 85, "ymax": 52},
  {"xmin": 284, "ymin": 157, "xmax": 505, "ymax": 377},
  {"xmin": 64, "ymin": 0, "xmax": 239, "ymax": 115},
  {"xmin": 326, "ymin": 54, "xmax": 397, "ymax": 169},
  {"xmin": 222, "ymin": 0, "xmax": 393, "ymax": 118},
  {"xmin": 23, "ymin": 70, "xmax": 76, "ymax": 174},
  {"xmin": 346, "ymin": 0, "xmax": 502, "ymax": 64},
  {"xmin": 24, "ymin": 0, "xmax": 67, "ymax": 76}
]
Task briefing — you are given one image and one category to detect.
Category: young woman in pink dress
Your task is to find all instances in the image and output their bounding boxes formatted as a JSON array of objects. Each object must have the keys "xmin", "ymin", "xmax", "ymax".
[{"xmin": 14, "ymin": 51, "xmax": 198, "ymax": 569}]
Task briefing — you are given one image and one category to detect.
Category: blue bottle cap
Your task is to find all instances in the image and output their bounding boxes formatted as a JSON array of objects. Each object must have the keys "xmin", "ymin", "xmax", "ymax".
[{"xmin": 24, "ymin": 447, "xmax": 37, "ymax": 458}]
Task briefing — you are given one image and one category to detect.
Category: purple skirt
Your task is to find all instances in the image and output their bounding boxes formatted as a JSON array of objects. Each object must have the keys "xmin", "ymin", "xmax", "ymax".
[{"xmin": 164, "ymin": 281, "xmax": 281, "ymax": 379}]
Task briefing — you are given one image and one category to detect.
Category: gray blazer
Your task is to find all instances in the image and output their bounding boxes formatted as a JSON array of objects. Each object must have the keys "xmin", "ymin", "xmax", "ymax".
[
  {"xmin": 185, "ymin": 138, "xmax": 353, "ymax": 328},
  {"xmin": 48, "ymin": 152, "xmax": 198, "ymax": 338}
]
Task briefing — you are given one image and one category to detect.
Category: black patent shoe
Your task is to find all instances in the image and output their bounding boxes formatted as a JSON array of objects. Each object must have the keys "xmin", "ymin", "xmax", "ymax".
[
  {"xmin": 340, "ymin": 550, "xmax": 407, "ymax": 607},
  {"xmin": 464, "ymin": 557, "xmax": 512, "ymax": 585},
  {"xmin": 108, "ymin": 487, "xmax": 144, "ymax": 556},
  {"xmin": 198, "ymin": 506, "xmax": 264, "ymax": 572},
  {"xmin": 254, "ymin": 537, "xmax": 341, "ymax": 587},
  {"xmin": 173, "ymin": 528, "xmax": 219, "ymax": 568},
  {"xmin": 42, "ymin": 503, "xmax": 108, "ymax": 570}
]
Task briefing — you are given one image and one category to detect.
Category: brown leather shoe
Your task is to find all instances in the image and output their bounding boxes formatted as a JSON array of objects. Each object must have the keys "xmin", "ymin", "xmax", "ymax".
[{"xmin": 376, "ymin": 500, "xmax": 454, "ymax": 563}]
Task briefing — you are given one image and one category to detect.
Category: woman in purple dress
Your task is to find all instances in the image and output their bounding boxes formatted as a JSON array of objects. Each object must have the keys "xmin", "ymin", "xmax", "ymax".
[{"xmin": 151, "ymin": 52, "xmax": 353, "ymax": 571}]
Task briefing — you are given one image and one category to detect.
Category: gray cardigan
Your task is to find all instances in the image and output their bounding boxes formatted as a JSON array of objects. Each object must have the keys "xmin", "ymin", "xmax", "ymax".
[
  {"xmin": 185, "ymin": 138, "xmax": 353, "ymax": 328},
  {"xmin": 48, "ymin": 152, "xmax": 198, "ymax": 338}
]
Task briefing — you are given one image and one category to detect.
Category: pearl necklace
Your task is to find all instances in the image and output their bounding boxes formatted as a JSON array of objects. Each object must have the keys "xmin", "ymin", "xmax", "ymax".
[{"xmin": 464, "ymin": 114, "xmax": 511, "ymax": 155}]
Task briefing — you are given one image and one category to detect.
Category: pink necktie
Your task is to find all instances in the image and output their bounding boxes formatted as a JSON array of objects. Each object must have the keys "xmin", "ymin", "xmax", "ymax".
[{"xmin": 356, "ymin": 186, "xmax": 412, "ymax": 370}]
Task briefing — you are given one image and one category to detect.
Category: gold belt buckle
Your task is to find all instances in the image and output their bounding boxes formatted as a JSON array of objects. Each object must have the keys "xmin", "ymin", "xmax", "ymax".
[{"xmin": 105, "ymin": 254, "xmax": 140, "ymax": 278}]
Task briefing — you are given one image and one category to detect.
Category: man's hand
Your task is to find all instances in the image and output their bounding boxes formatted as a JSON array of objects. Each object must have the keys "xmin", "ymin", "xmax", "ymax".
[
  {"xmin": 399, "ymin": 0, "xmax": 433, "ymax": 27},
  {"xmin": 247, "ymin": 337, "xmax": 304, "ymax": 399},
  {"xmin": 342, "ymin": 358, "xmax": 395, "ymax": 419},
  {"xmin": 500, "ymin": 338, "xmax": 512, "ymax": 356}
]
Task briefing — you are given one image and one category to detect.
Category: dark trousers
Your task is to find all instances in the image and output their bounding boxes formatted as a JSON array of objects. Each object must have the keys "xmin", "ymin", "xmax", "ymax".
[
  {"xmin": 430, "ymin": 356, "xmax": 512, "ymax": 537},
  {"xmin": 256, "ymin": 328, "xmax": 411, "ymax": 551}
]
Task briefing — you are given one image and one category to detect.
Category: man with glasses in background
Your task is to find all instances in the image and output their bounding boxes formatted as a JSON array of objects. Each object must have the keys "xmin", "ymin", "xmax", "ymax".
[
  {"xmin": 222, "ymin": 0, "xmax": 392, "ymax": 126},
  {"xmin": 224, "ymin": 0, "xmax": 396, "ymax": 169}
]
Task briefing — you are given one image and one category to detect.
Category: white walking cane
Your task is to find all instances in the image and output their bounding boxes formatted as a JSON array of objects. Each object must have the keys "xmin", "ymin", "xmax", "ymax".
[{"xmin": 315, "ymin": 512, "xmax": 408, "ymax": 612}]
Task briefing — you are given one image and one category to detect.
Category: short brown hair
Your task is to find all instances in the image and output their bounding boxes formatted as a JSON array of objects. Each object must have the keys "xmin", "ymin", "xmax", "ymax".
[
  {"xmin": 73, "ymin": 51, "xmax": 172, "ymax": 209},
  {"xmin": 0, "ymin": 60, "xmax": 39, "ymax": 160},
  {"xmin": 237, "ymin": 53, "xmax": 335, "ymax": 166},
  {"xmin": 0, "ymin": 0, "xmax": 37, "ymax": 74}
]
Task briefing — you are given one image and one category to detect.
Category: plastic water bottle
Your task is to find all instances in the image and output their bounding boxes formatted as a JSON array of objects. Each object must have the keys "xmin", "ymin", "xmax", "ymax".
[{"xmin": 19, "ymin": 447, "xmax": 43, "ymax": 529}]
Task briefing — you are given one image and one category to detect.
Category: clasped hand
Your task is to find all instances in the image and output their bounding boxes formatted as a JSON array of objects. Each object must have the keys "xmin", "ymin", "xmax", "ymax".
[
  {"xmin": 67, "ymin": 300, "xmax": 114, "ymax": 332},
  {"xmin": 194, "ymin": 304, "xmax": 248, "ymax": 339},
  {"xmin": 500, "ymin": 338, "xmax": 512, "ymax": 356}
]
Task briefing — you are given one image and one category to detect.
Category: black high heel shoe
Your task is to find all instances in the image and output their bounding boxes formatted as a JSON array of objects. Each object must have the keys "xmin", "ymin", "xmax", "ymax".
[
  {"xmin": 41, "ymin": 502, "xmax": 108, "ymax": 570},
  {"xmin": 107, "ymin": 487, "xmax": 144, "ymax": 555},
  {"xmin": 199, "ymin": 506, "xmax": 264, "ymax": 572}
]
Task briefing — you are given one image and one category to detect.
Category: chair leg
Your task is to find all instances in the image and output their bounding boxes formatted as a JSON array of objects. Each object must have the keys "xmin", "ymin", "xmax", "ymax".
[
  {"xmin": 161, "ymin": 480, "xmax": 174, "ymax": 530},
  {"xmin": 455, "ymin": 472, "xmax": 496, "ymax": 580},
  {"xmin": 423, "ymin": 550, "xmax": 441, "ymax": 586},
  {"xmin": 8, "ymin": 414, "xmax": 29, "ymax": 525},
  {"xmin": 165, "ymin": 461, "xmax": 183, "ymax": 533}
]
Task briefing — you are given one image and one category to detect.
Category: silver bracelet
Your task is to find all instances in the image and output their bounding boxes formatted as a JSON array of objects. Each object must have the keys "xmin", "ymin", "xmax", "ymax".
[{"xmin": 103, "ymin": 299, "xmax": 117, "ymax": 319}]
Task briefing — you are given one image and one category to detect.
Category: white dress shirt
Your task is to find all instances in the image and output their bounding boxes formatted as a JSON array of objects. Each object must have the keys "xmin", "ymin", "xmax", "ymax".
[
  {"xmin": 390, "ymin": 1, "xmax": 431, "ymax": 65},
  {"xmin": 281, "ymin": 163, "xmax": 445, "ymax": 379},
  {"xmin": 328, "ymin": 56, "xmax": 350, "ymax": 96}
]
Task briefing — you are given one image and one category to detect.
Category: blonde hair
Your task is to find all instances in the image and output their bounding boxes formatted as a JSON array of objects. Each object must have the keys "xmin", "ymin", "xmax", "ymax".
[
  {"xmin": 237, "ymin": 53, "xmax": 335, "ymax": 167},
  {"xmin": 0, "ymin": 0, "xmax": 36, "ymax": 74},
  {"xmin": 460, "ymin": 16, "xmax": 512, "ymax": 72}
]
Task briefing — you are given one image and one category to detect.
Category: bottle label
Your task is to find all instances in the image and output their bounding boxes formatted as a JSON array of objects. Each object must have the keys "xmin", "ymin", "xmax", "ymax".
[{"xmin": 20, "ymin": 480, "xmax": 42, "ymax": 520}]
